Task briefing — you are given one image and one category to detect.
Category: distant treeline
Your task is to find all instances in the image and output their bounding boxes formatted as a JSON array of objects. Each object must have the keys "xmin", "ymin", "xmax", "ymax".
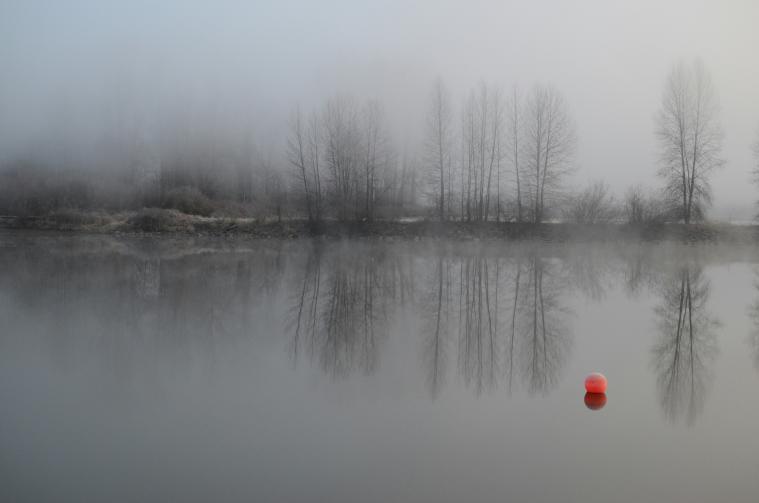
[{"xmin": 1, "ymin": 60, "xmax": 755, "ymax": 225}]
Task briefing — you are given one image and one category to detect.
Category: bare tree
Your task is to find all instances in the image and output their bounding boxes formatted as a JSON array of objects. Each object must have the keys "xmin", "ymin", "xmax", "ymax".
[
  {"xmin": 318, "ymin": 95, "xmax": 398, "ymax": 221},
  {"xmin": 656, "ymin": 60, "xmax": 724, "ymax": 223},
  {"xmin": 522, "ymin": 84, "xmax": 576, "ymax": 223},
  {"xmin": 360, "ymin": 101, "xmax": 381, "ymax": 220},
  {"xmin": 459, "ymin": 83, "xmax": 504, "ymax": 222},
  {"xmin": 359, "ymin": 100, "xmax": 395, "ymax": 221},
  {"xmin": 485, "ymin": 87, "xmax": 504, "ymax": 221},
  {"xmin": 323, "ymin": 95, "xmax": 361, "ymax": 220},
  {"xmin": 752, "ymin": 126, "xmax": 759, "ymax": 214},
  {"xmin": 505, "ymin": 86, "xmax": 524, "ymax": 222},
  {"xmin": 287, "ymin": 106, "xmax": 316, "ymax": 221},
  {"xmin": 424, "ymin": 78, "xmax": 454, "ymax": 221},
  {"xmin": 306, "ymin": 111, "xmax": 324, "ymax": 219},
  {"xmin": 461, "ymin": 92, "xmax": 476, "ymax": 221}
]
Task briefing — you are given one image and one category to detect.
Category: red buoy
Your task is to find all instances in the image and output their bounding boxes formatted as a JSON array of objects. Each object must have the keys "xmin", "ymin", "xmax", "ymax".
[
  {"xmin": 584, "ymin": 392, "xmax": 607, "ymax": 410},
  {"xmin": 584, "ymin": 372, "xmax": 607, "ymax": 394}
]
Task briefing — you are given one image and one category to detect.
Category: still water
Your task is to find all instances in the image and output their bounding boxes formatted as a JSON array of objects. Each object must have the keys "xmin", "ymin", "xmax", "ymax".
[{"xmin": 2, "ymin": 232, "xmax": 759, "ymax": 502}]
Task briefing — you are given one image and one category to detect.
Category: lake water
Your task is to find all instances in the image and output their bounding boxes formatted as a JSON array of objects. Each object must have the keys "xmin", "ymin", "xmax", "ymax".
[{"xmin": 2, "ymin": 232, "xmax": 759, "ymax": 502}]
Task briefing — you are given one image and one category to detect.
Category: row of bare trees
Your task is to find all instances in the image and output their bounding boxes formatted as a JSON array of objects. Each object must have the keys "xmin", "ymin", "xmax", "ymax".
[
  {"xmin": 422, "ymin": 59, "xmax": 745, "ymax": 226},
  {"xmin": 424, "ymin": 80, "xmax": 577, "ymax": 223},
  {"xmin": 3, "ymin": 58, "xmax": 755, "ymax": 223},
  {"xmin": 285, "ymin": 79, "xmax": 579, "ymax": 224},
  {"xmin": 286, "ymin": 61, "xmax": 746, "ymax": 225},
  {"xmin": 285, "ymin": 59, "xmax": 746, "ymax": 225},
  {"xmin": 287, "ymin": 96, "xmax": 415, "ymax": 222}
]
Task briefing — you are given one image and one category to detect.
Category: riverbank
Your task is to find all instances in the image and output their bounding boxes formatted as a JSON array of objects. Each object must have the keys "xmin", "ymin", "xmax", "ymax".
[{"xmin": 1, "ymin": 209, "xmax": 758, "ymax": 242}]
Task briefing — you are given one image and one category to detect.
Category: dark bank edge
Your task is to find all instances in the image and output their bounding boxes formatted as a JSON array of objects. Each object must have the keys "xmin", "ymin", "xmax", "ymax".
[{"xmin": 2, "ymin": 210, "xmax": 759, "ymax": 243}]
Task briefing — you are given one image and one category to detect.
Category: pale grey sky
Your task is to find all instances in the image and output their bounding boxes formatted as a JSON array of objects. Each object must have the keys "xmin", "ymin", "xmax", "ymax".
[{"xmin": 1, "ymin": 0, "xmax": 758, "ymax": 216}]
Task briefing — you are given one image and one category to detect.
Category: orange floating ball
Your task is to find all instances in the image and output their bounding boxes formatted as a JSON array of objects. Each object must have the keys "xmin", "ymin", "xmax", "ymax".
[
  {"xmin": 584, "ymin": 392, "xmax": 607, "ymax": 410},
  {"xmin": 584, "ymin": 372, "xmax": 607, "ymax": 393}
]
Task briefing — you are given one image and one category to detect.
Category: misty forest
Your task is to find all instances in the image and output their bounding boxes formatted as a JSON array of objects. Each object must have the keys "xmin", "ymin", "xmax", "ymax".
[{"xmin": 1, "ymin": 57, "xmax": 757, "ymax": 230}]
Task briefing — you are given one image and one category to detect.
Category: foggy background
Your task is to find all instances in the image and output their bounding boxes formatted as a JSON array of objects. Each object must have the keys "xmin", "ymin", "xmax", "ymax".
[{"xmin": 1, "ymin": 0, "xmax": 758, "ymax": 219}]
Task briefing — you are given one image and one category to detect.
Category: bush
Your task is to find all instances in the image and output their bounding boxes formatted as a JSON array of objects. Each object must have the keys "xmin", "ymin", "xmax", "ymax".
[
  {"xmin": 161, "ymin": 186, "xmax": 215, "ymax": 216},
  {"xmin": 127, "ymin": 208, "xmax": 192, "ymax": 232},
  {"xmin": 623, "ymin": 185, "xmax": 668, "ymax": 224}
]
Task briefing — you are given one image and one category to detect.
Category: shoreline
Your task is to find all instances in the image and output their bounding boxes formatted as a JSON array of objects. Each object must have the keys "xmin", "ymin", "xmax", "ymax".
[{"xmin": 1, "ymin": 210, "xmax": 759, "ymax": 243}]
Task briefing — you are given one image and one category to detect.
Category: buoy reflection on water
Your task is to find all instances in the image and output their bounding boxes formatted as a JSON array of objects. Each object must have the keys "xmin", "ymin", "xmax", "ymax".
[{"xmin": 584, "ymin": 392, "xmax": 607, "ymax": 410}]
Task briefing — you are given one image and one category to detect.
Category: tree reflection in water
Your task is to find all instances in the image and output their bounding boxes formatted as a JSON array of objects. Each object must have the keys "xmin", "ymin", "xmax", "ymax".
[
  {"xmin": 457, "ymin": 255, "xmax": 502, "ymax": 395},
  {"xmin": 5, "ymin": 237, "xmax": 737, "ymax": 419},
  {"xmin": 420, "ymin": 253, "xmax": 453, "ymax": 399},
  {"xmin": 747, "ymin": 269, "xmax": 759, "ymax": 371},
  {"xmin": 651, "ymin": 265, "xmax": 719, "ymax": 425},
  {"xmin": 516, "ymin": 255, "xmax": 572, "ymax": 395},
  {"xmin": 289, "ymin": 242, "xmax": 412, "ymax": 377},
  {"xmin": 417, "ymin": 249, "xmax": 573, "ymax": 398},
  {"xmin": 290, "ymin": 244, "xmax": 575, "ymax": 396}
]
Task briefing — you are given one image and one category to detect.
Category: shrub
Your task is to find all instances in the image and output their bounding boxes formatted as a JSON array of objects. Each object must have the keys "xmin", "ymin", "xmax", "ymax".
[
  {"xmin": 161, "ymin": 186, "xmax": 215, "ymax": 216},
  {"xmin": 128, "ymin": 208, "xmax": 192, "ymax": 232},
  {"xmin": 623, "ymin": 185, "xmax": 668, "ymax": 224},
  {"xmin": 564, "ymin": 181, "xmax": 618, "ymax": 224}
]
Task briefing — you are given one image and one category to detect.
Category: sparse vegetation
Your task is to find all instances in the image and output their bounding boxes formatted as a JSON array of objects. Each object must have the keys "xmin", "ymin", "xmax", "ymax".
[
  {"xmin": 159, "ymin": 187, "xmax": 215, "ymax": 217},
  {"xmin": 623, "ymin": 185, "xmax": 668, "ymax": 225},
  {"xmin": 564, "ymin": 181, "xmax": 618, "ymax": 224},
  {"xmin": 0, "ymin": 61, "xmax": 746, "ymax": 233}
]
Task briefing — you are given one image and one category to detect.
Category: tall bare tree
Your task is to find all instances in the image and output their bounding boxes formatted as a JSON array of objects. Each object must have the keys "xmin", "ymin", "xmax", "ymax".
[
  {"xmin": 424, "ymin": 78, "xmax": 453, "ymax": 220},
  {"xmin": 307, "ymin": 111, "xmax": 324, "ymax": 219},
  {"xmin": 752, "ymin": 127, "xmax": 759, "ymax": 212},
  {"xmin": 656, "ymin": 60, "xmax": 723, "ymax": 223},
  {"xmin": 505, "ymin": 86, "xmax": 523, "ymax": 222},
  {"xmin": 323, "ymin": 95, "xmax": 361, "ymax": 220},
  {"xmin": 522, "ymin": 84, "xmax": 576, "ymax": 223},
  {"xmin": 359, "ymin": 100, "xmax": 394, "ymax": 221},
  {"xmin": 360, "ymin": 100, "xmax": 380, "ymax": 220},
  {"xmin": 287, "ymin": 105, "xmax": 323, "ymax": 221},
  {"xmin": 485, "ymin": 87, "xmax": 504, "ymax": 221},
  {"xmin": 460, "ymin": 83, "xmax": 504, "ymax": 222}
]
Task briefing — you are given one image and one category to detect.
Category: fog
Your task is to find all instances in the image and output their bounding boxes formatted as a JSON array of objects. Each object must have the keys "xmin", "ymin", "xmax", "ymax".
[{"xmin": 1, "ymin": 0, "xmax": 758, "ymax": 219}]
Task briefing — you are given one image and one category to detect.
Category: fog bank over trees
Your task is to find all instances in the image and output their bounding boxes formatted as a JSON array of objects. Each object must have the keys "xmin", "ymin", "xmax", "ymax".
[{"xmin": 1, "ymin": 0, "xmax": 758, "ymax": 222}]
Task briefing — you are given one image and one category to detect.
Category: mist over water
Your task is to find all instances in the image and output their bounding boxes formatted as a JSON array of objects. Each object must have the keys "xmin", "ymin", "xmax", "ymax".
[{"xmin": 2, "ymin": 234, "xmax": 759, "ymax": 501}]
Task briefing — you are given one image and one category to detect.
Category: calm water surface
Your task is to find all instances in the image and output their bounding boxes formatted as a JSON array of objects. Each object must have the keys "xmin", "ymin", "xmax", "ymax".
[{"xmin": 2, "ymin": 232, "xmax": 759, "ymax": 502}]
